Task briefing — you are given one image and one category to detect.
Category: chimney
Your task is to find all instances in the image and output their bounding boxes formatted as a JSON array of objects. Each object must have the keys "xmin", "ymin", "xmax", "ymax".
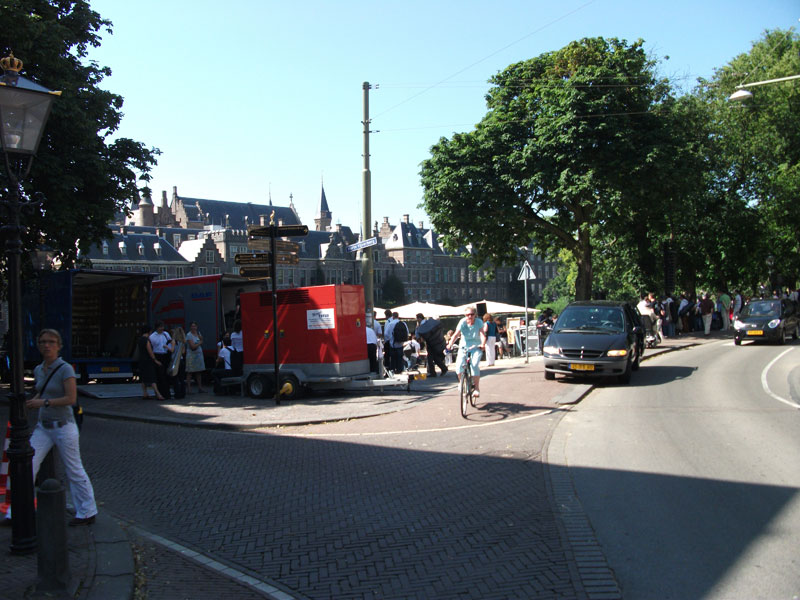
[
  {"xmin": 419, "ymin": 221, "xmax": 424, "ymax": 229},
  {"xmin": 121, "ymin": 226, "xmax": 128, "ymax": 235},
  {"xmin": 383, "ymin": 217, "xmax": 389, "ymax": 224},
  {"xmin": 161, "ymin": 190, "xmax": 168, "ymax": 208},
  {"xmin": 402, "ymin": 214, "xmax": 410, "ymax": 224}
]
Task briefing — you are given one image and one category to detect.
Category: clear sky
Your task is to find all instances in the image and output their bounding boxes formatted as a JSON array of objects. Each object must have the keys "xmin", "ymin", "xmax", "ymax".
[{"xmin": 87, "ymin": 0, "xmax": 797, "ymax": 235}]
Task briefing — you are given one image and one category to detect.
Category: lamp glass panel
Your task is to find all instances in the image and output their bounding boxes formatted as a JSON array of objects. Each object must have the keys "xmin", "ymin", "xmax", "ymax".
[{"xmin": 0, "ymin": 87, "xmax": 53, "ymax": 154}]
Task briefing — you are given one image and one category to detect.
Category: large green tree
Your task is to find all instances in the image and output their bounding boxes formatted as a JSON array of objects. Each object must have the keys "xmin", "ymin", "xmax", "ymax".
[
  {"xmin": 420, "ymin": 37, "xmax": 675, "ymax": 300},
  {"xmin": 0, "ymin": 0, "xmax": 158, "ymax": 270},
  {"xmin": 699, "ymin": 29, "xmax": 800, "ymax": 292}
]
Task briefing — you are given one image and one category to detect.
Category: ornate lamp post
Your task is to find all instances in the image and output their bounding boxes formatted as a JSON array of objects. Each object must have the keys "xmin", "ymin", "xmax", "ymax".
[{"xmin": 0, "ymin": 52, "xmax": 60, "ymax": 554}]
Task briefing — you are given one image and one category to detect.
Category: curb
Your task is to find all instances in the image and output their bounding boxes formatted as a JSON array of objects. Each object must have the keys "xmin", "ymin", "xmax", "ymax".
[{"xmin": 85, "ymin": 513, "xmax": 134, "ymax": 600}]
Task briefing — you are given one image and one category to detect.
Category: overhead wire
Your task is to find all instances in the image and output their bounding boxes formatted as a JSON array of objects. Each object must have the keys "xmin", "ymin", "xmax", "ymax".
[{"xmin": 372, "ymin": 0, "xmax": 600, "ymax": 120}]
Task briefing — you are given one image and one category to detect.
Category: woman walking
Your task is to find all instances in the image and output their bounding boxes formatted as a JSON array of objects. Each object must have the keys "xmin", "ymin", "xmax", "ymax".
[{"xmin": 26, "ymin": 329, "xmax": 98, "ymax": 525}]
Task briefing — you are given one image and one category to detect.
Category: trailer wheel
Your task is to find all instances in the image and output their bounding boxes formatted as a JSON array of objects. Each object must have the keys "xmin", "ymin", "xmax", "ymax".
[
  {"xmin": 247, "ymin": 374, "xmax": 273, "ymax": 399},
  {"xmin": 278, "ymin": 374, "xmax": 301, "ymax": 401}
]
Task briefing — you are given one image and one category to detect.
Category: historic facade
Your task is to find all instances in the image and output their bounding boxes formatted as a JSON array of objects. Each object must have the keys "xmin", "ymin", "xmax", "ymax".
[{"xmin": 98, "ymin": 185, "xmax": 558, "ymax": 305}]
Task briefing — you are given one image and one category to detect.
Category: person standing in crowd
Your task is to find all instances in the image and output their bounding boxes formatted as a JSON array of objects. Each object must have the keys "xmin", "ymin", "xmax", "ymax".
[
  {"xmin": 26, "ymin": 329, "xmax": 98, "ymax": 526},
  {"xmin": 382, "ymin": 309, "xmax": 396, "ymax": 373},
  {"xmin": 415, "ymin": 313, "xmax": 448, "ymax": 377},
  {"xmin": 149, "ymin": 320, "xmax": 173, "ymax": 400},
  {"xmin": 212, "ymin": 335, "xmax": 233, "ymax": 394},
  {"xmin": 229, "ymin": 319, "xmax": 244, "ymax": 375},
  {"xmin": 482, "ymin": 312, "xmax": 498, "ymax": 366},
  {"xmin": 365, "ymin": 312, "xmax": 379, "ymax": 374},
  {"xmin": 536, "ymin": 308, "xmax": 555, "ymax": 354},
  {"xmin": 403, "ymin": 336, "xmax": 421, "ymax": 370},
  {"xmin": 662, "ymin": 294, "xmax": 675, "ymax": 338},
  {"xmin": 170, "ymin": 326, "xmax": 187, "ymax": 399},
  {"xmin": 185, "ymin": 321, "xmax": 206, "ymax": 394},
  {"xmin": 494, "ymin": 317, "xmax": 509, "ymax": 359},
  {"xmin": 138, "ymin": 325, "xmax": 164, "ymax": 400},
  {"xmin": 718, "ymin": 289, "xmax": 732, "ymax": 330},
  {"xmin": 699, "ymin": 292, "xmax": 715, "ymax": 336},
  {"xmin": 388, "ymin": 312, "xmax": 407, "ymax": 374},
  {"xmin": 732, "ymin": 290, "xmax": 743, "ymax": 323}
]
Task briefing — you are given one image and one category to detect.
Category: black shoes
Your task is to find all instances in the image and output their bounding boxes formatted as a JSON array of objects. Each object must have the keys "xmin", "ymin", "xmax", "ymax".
[{"xmin": 69, "ymin": 515, "xmax": 96, "ymax": 526}]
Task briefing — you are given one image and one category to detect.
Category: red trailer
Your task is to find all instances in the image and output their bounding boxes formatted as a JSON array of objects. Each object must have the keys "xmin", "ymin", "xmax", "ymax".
[{"xmin": 240, "ymin": 284, "xmax": 409, "ymax": 398}]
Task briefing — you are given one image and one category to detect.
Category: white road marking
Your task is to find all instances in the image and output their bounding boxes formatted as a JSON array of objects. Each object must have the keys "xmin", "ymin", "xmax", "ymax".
[
  {"xmin": 128, "ymin": 525, "xmax": 295, "ymax": 599},
  {"xmin": 761, "ymin": 347, "xmax": 799, "ymax": 409}
]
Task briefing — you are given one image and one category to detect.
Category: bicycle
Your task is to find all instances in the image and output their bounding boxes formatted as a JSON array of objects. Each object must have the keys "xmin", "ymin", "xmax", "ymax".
[{"xmin": 459, "ymin": 345, "xmax": 480, "ymax": 418}]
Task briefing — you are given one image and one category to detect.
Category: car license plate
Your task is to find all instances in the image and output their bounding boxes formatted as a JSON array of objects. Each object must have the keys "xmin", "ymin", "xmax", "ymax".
[
  {"xmin": 746, "ymin": 330, "xmax": 764, "ymax": 336},
  {"xmin": 570, "ymin": 363, "xmax": 595, "ymax": 371}
]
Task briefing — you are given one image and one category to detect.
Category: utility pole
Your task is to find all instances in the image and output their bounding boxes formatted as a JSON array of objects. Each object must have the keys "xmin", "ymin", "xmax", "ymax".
[{"xmin": 361, "ymin": 82, "xmax": 374, "ymax": 311}]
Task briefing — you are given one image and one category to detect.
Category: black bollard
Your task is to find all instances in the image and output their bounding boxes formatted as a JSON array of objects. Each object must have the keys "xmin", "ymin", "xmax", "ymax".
[{"xmin": 35, "ymin": 478, "xmax": 71, "ymax": 592}]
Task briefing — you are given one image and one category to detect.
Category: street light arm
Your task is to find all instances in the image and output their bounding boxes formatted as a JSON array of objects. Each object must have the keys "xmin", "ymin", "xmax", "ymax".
[{"xmin": 735, "ymin": 74, "xmax": 800, "ymax": 89}]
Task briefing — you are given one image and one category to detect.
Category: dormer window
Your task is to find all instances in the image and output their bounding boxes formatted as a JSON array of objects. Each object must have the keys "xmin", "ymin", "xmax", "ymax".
[
  {"xmin": 138, "ymin": 242, "xmax": 145, "ymax": 256},
  {"xmin": 102, "ymin": 241, "xmax": 109, "ymax": 255},
  {"xmin": 154, "ymin": 242, "xmax": 162, "ymax": 257},
  {"xmin": 118, "ymin": 241, "xmax": 127, "ymax": 253}
]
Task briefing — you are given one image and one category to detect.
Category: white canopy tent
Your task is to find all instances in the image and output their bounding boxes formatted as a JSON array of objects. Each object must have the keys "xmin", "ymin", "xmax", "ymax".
[
  {"xmin": 378, "ymin": 301, "xmax": 463, "ymax": 320},
  {"xmin": 454, "ymin": 300, "xmax": 538, "ymax": 316}
]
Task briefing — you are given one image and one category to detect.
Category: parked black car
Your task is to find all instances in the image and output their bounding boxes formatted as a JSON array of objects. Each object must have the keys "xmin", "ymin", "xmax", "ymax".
[
  {"xmin": 733, "ymin": 298, "xmax": 800, "ymax": 345},
  {"xmin": 543, "ymin": 301, "xmax": 645, "ymax": 384}
]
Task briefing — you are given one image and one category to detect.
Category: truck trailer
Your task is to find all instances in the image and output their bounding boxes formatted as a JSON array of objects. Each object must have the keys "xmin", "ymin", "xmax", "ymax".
[
  {"xmin": 22, "ymin": 269, "xmax": 154, "ymax": 383},
  {"xmin": 239, "ymin": 283, "xmax": 409, "ymax": 399},
  {"xmin": 151, "ymin": 274, "xmax": 265, "ymax": 366}
]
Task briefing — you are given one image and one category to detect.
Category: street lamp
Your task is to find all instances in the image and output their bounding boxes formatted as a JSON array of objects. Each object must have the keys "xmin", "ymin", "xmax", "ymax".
[
  {"xmin": 728, "ymin": 74, "xmax": 800, "ymax": 101},
  {"xmin": 0, "ymin": 52, "xmax": 60, "ymax": 554}
]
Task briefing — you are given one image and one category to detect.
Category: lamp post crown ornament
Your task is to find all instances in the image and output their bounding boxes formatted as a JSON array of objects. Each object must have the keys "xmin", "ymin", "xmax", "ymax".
[
  {"xmin": 1, "ymin": 52, "xmax": 23, "ymax": 87},
  {"xmin": 1, "ymin": 52, "xmax": 24, "ymax": 74}
]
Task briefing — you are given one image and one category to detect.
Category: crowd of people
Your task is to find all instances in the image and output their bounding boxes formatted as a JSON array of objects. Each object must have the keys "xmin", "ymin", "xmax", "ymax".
[
  {"xmin": 137, "ymin": 318, "xmax": 246, "ymax": 400},
  {"xmin": 635, "ymin": 287, "xmax": 800, "ymax": 340}
]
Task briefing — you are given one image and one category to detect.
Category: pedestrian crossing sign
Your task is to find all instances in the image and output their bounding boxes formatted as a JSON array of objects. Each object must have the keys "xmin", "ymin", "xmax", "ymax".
[{"xmin": 518, "ymin": 261, "xmax": 536, "ymax": 281}]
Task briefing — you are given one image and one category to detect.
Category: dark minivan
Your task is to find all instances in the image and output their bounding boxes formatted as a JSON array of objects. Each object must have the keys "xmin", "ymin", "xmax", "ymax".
[{"xmin": 542, "ymin": 300, "xmax": 645, "ymax": 384}]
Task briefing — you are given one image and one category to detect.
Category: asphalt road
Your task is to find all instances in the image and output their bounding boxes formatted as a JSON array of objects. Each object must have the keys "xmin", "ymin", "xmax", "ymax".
[{"xmin": 551, "ymin": 339, "xmax": 800, "ymax": 599}]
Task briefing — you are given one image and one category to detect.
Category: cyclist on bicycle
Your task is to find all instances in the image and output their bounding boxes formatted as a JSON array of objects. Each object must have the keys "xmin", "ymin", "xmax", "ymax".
[{"xmin": 446, "ymin": 305, "xmax": 487, "ymax": 398}]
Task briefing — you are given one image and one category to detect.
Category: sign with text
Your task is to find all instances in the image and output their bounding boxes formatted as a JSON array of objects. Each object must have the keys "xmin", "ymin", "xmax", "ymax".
[
  {"xmin": 346, "ymin": 237, "xmax": 378, "ymax": 252},
  {"xmin": 238, "ymin": 266, "xmax": 272, "ymax": 279},
  {"xmin": 235, "ymin": 253, "xmax": 271, "ymax": 265},
  {"xmin": 248, "ymin": 224, "xmax": 309, "ymax": 238},
  {"xmin": 307, "ymin": 308, "xmax": 335, "ymax": 330}
]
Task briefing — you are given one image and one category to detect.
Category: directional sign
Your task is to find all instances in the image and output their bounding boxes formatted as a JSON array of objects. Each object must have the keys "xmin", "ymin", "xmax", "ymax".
[
  {"xmin": 235, "ymin": 253, "xmax": 271, "ymax": 265},
  {"xmin": 236, "ymin": 252, "xmax": 299, "ymax": 266},
  {"xmin": 238, "ymin": 266, "xmax": 272, "ymax": 279},
  {"xmin": 275, "ymin": 240, "xmax": 300, "ymax": 253},
  {"xmin": 346, "ymin": 237, "xmax": 378, "ymax": 252},
  {"xmin": 518, "ymin": 261, "xmax": 536, "ymax": 281},
  {"xmin": 276, "ymin": 253, "xmax": 299, "ymax": 266},
  {"xmin": 248, "ymin": 224, "xmax": 309, "ymax": 238},
  {"xmin": 247, "ymin": 238, "xmax": 272, "ymax": 251}
]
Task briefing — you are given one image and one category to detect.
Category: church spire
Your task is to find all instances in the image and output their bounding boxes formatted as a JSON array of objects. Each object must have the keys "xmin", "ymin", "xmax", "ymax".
[{"xmin": 315, "ymin": 181, "xmax": 332, "ymax": 231}]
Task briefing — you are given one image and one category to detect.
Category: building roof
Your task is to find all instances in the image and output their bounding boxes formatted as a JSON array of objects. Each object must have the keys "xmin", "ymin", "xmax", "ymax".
[
  {"xmin": 82, "ymin": 232, "xmax": 187, "ymax": 264},
  {"xmin": 181, "ymin": 197, "xmax": 302, "ymax": 230}
]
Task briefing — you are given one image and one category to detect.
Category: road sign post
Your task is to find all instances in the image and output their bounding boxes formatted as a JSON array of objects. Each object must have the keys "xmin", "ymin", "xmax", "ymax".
[
  {"xmin": 518, "ymin": 261, "xmax": 536, "ymax": 363},
  {"xmin": 246, "ymin": 215, "xmax": 309, "ymax": 404}
]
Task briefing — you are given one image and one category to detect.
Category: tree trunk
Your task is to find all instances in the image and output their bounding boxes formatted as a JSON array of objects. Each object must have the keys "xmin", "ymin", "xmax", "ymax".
[{"xmin": 574, "ymin": 231, "xmax": 593, "ymax": 300}]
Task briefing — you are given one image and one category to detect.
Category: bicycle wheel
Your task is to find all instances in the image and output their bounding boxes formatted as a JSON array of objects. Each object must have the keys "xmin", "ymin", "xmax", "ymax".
[{"xmin": 460, "ymin": 372, "xmax": 470, "ymax": 418}]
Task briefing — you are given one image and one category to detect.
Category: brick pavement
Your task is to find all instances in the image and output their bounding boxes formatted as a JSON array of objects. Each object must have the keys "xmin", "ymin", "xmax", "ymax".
[{"xmin": 0, "ymin": 331, "xmax": 725, "ymax": 599}]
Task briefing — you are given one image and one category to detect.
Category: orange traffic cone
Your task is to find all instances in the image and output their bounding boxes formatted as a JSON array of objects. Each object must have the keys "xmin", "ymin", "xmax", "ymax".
[{"xmin": 1, "ymin": 421, "xmax": 10, "ymax": 521}]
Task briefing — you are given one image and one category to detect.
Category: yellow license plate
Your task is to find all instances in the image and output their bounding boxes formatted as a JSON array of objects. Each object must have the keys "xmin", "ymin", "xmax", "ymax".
[
  {"xmin": 746, "ymin": 330, "xmax": 764, "ymax": 336},
  {"xmin": 570, "ymin": 363, "xmax": 595, "ymax": 371}
]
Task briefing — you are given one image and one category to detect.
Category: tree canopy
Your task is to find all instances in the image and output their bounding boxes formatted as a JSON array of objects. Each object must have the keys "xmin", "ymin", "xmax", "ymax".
[
  {"xmin": 0, "ymin": 0, "xmax": 159, "ymax": 270},
  {"xmin": 421, "ymin": 31, "xmax": 800, "ymax": 301},
  {"xmin": 421, "ymin": 37, "xmax": 676, "ymax": 300}
]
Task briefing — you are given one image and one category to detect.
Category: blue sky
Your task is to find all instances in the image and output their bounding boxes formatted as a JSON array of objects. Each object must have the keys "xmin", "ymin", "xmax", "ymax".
[{"xmin": 87, "ymin": 0, "xmax": 797, "ymax": 235}]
